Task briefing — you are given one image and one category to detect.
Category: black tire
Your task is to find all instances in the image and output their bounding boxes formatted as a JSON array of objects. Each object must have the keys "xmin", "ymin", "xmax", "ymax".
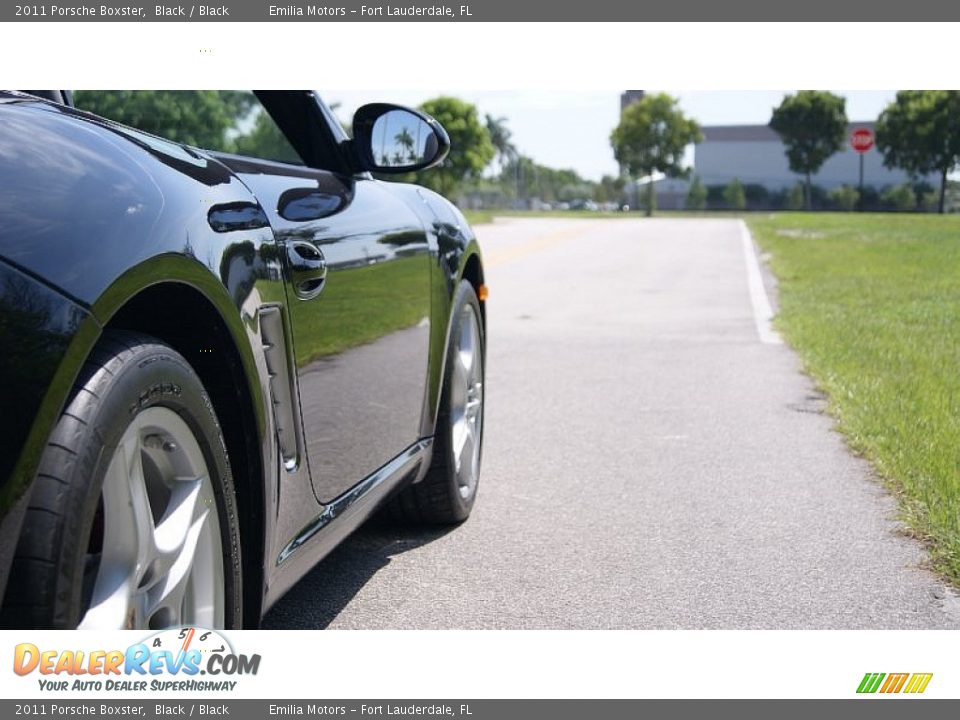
[
  {"xmin": 388, "ymin": 281, "xmax": 485, "ymax": 524},
  {"xmin": 0, "ymin": 330, "xmax": 242, "ymax": 629}
]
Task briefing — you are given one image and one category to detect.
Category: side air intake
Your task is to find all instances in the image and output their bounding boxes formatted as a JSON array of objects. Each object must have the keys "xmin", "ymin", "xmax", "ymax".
[{"xmin": 259, "ymin": 304, "xmax": 300, "ymax": 471}]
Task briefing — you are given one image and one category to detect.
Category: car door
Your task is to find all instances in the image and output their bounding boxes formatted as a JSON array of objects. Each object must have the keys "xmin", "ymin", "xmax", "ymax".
[{"xmin": 225, "ymin": 155, "xmax": 432, "ymax": 503}]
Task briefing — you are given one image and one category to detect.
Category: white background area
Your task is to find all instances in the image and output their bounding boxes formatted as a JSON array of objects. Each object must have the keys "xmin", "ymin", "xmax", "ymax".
[{"xmin": 2, "ymin": 20, "xmax": 958, "ymax": 700}]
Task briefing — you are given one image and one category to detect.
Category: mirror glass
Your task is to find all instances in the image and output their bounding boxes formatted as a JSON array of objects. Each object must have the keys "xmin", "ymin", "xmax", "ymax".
[{"xmin": 370, "ymin": 110, "xmax": 438, "ymax": 169}]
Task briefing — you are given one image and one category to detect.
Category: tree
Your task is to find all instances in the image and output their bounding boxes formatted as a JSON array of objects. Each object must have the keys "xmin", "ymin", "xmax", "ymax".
[
  {"xmin": 768, "ymin": 91, "xmax": 847, "ymax": 210},
  {"xmin": 73, "ymin": 91, "xmax": 254, "ymax": 150},
  {"xmin": 685, "ymin": 175, "xmax": 707, "ymax": 210},
  {"xmin": 232, "ymin": 110, "xmax": 301, "ymax": 164},
  {"xmin": 558, "ymin": 182, "xmax": 594, "ymax": 204},
  {"xmin": 501, "ymin": 154, "xmax": 538, "ymax": 204},
  {"xmin": 486, "ymin": 115, "xmax": 522, "ymax": 202},
  {"xmin": 881, "ymin": 184, "xmax": 916, "ymax": 212},
  {"xmin": 594, "ymin": 175, "xmax": 625, "ymax": 205},
  {"xmin": 949, "ymin": 181, "xmax": 960, "ymax": 213},
  {"xmin": 485, "ymin": 114, "xmax": 518, "ymax": 173},
  {"xmin": 610, "ymin": 93, "xmax": 702, "ymax": 216},
  {"xmin": 392, "ymin": 126, "xmax": 417, "ymax": 164},
  {"xmin": 920, "ymin": 190, "xmax": 940, "ymax": 213},
  {"xmin": 876, "ymin": 91, "xmax": 960, "ymax": 214},
  {"xmin": 723, "ymin": 178, "xmax": 746, "ymax": 210},
  {"xmin": 830, "ymin": 185, "xmax": 859, "ymax": 212},
  {"xmin": 416, "ymin": 97, "xmax": 495, "ymax": 198},
  {"xmin": 787, "ymin": 182, "xmax": 806, "ymax": 210},
  {"xmin": 496, "ymin": 156, "xmax": 598, "ymax": 206}
]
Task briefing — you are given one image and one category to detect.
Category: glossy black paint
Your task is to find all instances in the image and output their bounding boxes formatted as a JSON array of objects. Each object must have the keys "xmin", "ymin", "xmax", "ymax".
[
  {"xmin": 0, "ymin": 260, "xmax": 97, "ymax": 600},
  {"xmin": 219, "ymin": 155, "xmax": 433, "ymax": 504},
  {"xmin": 0, "ymin": 91, "xmax": 483, "ymax": 625}
]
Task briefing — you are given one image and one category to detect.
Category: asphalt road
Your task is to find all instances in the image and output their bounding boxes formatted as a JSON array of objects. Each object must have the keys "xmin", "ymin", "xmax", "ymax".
[{"xmin": 264, "ymin": 217, "xmax": 960, "ymax": 629}]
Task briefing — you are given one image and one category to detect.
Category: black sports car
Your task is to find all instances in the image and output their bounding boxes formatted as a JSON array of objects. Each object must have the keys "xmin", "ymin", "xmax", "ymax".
[{"xmin": 0, "ymin": 90, "xmax": 486, "ymax": 629}]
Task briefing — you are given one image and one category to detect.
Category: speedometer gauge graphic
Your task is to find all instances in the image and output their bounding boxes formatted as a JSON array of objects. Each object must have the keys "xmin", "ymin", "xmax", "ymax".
[{"xmin": 141, "ymin": 627, "xmax": 234, "ymax": 657}]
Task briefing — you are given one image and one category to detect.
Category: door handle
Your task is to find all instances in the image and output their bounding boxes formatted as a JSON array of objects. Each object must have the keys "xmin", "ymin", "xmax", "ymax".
[{"xmin": 287, "ymin": 240, "xmax": 327, "ymax": 300}]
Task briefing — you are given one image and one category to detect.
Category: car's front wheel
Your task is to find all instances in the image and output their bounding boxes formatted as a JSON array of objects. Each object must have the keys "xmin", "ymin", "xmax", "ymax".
[
  {"xmin": 388, "ymin": 280, "xmax": 485, "ymax": 524},
  {"xmin": 1, "ymin": 331, "xmax": 242, "ymax": 629}
]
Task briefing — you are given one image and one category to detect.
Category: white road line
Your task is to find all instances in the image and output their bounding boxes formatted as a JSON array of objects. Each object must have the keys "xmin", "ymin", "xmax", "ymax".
[{"xmin": 739, "ymin": 220, "xmax": 783, "ymax": 345}]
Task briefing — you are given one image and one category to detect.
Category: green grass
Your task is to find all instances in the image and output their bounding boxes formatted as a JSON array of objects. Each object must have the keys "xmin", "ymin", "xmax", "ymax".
[
  {"xmin": 462, "ymin": 209, "xmax": 765, "ymax": 225},
  {"xmin": 463, "ymin": 210, "xmax": 496, "ymax": 226},
  {"xmin": 747, "ymin": 213, "xmax": 960, "ymax": 580},
  {"xmin": 257, "ymin": 255, "xmax": 430, "ymax": 366}
]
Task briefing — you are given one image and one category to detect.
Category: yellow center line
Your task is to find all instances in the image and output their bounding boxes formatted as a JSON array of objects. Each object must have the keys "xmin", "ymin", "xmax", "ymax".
[{"xmin": 483, "ymin": 224, "xmax": 594, "ymax": 269}]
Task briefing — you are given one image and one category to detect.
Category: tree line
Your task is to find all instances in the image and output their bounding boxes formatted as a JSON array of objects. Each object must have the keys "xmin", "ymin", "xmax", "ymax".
[
  {"xmin": 683, "ymin": 175, "xmax": 946, "ymax": 213},
  {"xmin": 611, "ymin": 90, "xmax": 960, "ymax": 215}
]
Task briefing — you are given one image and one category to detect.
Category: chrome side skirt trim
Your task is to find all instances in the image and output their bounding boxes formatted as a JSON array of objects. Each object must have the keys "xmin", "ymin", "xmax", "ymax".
[{"xmin": 276, "ymin": 438, "xmax": 432, "ymax": 566}]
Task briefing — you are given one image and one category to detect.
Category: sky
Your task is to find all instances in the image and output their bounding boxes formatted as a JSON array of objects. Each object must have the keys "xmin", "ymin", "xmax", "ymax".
[{"xmin": 327, "ymin": 90, "xmax": 899, "ymax": 182}]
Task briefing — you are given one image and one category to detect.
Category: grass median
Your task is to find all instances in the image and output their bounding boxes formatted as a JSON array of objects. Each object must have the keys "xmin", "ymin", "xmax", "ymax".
[{"xmin": 747, "ymin": 212, "xmax": 960, "ymax": 581}]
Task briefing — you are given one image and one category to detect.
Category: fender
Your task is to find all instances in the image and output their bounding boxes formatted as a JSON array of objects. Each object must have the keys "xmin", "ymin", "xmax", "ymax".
[
  {"xmin": 400, "ymin": 186, "xmax": 486, "ymax": 440},
  {"xmin": 0, "ymin": 95, "xmax": 284, "ymax": 623},
  {"xmin": 90, "ymin": 253, "xmax": 277, "ymax": 486}
]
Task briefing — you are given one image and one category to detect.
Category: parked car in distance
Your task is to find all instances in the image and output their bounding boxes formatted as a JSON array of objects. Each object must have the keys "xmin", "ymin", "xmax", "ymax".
[
  {"xmin": 569, "ymin": 199, "xmax": 599, "ymax": 211},
  {"xmin": 0, "ymin": 90, "xmax": 486, "ymax": 629}
]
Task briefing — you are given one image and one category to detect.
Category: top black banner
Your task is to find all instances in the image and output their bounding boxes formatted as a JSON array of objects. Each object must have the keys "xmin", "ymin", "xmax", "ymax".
[{"xmin": 5, "ymin": 0, "xmax": 957, "ymax": 21}]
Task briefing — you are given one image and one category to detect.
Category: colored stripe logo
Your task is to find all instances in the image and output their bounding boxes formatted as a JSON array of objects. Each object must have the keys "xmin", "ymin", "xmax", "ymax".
[{"xmin": 857, "ymin": 672, "xmax": 933, "ymax": 694}]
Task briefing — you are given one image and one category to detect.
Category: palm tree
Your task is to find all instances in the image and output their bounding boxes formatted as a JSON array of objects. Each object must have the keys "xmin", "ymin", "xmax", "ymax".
[
  {"xmin": 485, "ymin": 114, "xmax": 518, "ymax": 172},
  {"xmin": 486, "ymin": 114, "xmax": 521, "ymax": 202},
  {"xmin": 394, "ymin": 127, "xmax": 416, "ymax": 163}
]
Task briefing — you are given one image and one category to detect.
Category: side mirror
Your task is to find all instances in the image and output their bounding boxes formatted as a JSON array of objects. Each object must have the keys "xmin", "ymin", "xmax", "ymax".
[{"xmin": 351, "ymin": 103, "xmax": 450, "ymax": 174}]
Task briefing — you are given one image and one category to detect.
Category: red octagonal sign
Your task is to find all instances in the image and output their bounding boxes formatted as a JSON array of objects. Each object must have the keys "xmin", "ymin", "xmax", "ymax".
[{"xmin": 850, "ymin": 128, "xmax": 875, "ymax": 153}]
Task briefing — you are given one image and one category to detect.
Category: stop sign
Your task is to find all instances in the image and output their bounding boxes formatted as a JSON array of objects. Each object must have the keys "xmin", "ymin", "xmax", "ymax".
[{"xmin": 850, "ymin": 128, "xmax": 875, "ymax": 153}]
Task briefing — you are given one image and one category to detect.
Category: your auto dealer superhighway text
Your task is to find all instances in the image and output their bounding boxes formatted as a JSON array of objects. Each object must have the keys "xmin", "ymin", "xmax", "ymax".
[{"xmin": 22, "ymin": 5, "xmax": 229, "ymax": 16}]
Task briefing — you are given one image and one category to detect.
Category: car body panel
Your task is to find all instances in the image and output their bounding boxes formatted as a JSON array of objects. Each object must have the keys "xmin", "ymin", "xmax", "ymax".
[
  {"xmin": 0, "ymin": 259, "xmax": 98, "ymax": 601},
  {"xmin": 0, "ymin": 91, "xmax": 485, "ymax": 625},
  {"xmin": 218, "ymin": 156, "xmax": 432, "ymax": 503}
]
